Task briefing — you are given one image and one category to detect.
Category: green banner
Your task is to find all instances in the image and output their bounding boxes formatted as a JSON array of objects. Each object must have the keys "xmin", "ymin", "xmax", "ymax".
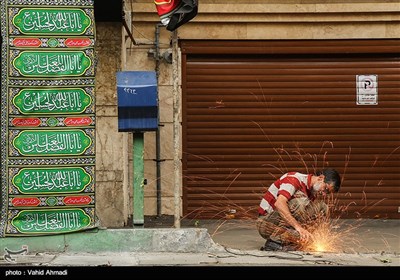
[
  {"xmin": 12, "ymin": 209, "xmax": 91, "ymax": 234},
  {"xmin": 13, "ymin": 8, "xmax": 91, "ymax": 35},
  {"xmin": 13, "ymin": 129, "xmax": 92, "ymax": 156},
  {"xmin": 13, "ymin": 88, "xmax": 92, "ymax": 114},
  {"xmin": 13, "ymin": 167, "xmax": 91, "ymax": 194},
  {"xmin": 1, "ymin": 0, "xmax": 96, "ymax": 237},
  {"xmin": 13, "ymin": 51, "xmax": 91, "ymax": 77}
]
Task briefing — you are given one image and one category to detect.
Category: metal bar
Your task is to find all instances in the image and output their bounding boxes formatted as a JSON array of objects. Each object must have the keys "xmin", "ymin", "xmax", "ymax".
[
  {"xmin": 122, "ymin": 11, "xmax": 136, "ymax": 45},
  {"xmin": 155, "ymin": 23, "xmax": 162, "ymax": 217}
]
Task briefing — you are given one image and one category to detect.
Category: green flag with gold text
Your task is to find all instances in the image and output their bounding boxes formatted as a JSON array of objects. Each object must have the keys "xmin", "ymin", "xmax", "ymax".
[{"xmin": 0, "ymin": 0, "xmax": 97, "ymax": 237}]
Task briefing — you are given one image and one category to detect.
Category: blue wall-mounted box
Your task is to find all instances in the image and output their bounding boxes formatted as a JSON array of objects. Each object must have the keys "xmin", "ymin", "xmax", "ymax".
[{"xmin": 117, "ymin": 71, "xmax": 158, "ymax": 132}]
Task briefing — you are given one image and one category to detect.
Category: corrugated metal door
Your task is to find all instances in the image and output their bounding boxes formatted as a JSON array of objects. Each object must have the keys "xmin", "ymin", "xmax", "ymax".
[{"xmin": 181, "ymin": 40, "xmax": 400, "ymax": 219}]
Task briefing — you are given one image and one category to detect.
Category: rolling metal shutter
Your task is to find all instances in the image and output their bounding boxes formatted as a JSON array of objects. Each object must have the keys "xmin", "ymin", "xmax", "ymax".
[{"xmin": 181, "ymin": 40, "xmax": 400, "ymax": 219}]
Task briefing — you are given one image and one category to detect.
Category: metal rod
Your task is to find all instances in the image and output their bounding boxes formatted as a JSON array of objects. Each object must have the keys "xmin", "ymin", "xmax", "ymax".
[
  {"xmin": 122, "ymin": 11, "xmax": 136, "ymax": 45},
  {"xmin": 155, "ymin": 23, "xmax": 162, "ymax": 218}
]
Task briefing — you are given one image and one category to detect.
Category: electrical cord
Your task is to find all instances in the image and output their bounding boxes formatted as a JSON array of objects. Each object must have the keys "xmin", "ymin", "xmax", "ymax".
[
  {"xmin": 219, "ymin": 246, "xmax": 345, "ymax": 265},
  {"xmin": 221, "ymin": 246, "xmax": 305, "ymax": 260}
]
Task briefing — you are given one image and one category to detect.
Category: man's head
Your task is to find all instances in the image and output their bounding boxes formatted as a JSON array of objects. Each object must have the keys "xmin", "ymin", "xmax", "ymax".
[{"xmin": 313, "ymin": 168, "xmax": 341, "ymax": 194}]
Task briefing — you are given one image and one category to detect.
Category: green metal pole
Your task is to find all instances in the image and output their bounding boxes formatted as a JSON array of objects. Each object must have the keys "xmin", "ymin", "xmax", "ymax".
[{"xmin": 133, "ymin": 132, "xmax": 144, "ymax": 227}]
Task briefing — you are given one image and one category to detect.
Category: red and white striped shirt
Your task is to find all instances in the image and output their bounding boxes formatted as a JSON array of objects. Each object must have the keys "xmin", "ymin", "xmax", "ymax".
[{"xmin": 258, "ymin": 172, "xmax": 314, "ymax": 216}]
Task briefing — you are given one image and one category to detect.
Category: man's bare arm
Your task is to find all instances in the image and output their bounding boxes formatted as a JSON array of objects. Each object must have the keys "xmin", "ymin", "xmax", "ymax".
[{"xmin": 274, "ymin": 195, "xmax": 312, "ymax": 242}]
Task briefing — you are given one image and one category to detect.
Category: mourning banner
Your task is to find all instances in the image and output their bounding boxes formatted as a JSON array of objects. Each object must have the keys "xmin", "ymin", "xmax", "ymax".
[{"xmin": 0, "ymin": 0, "xmax": 97, "ymax": 237}]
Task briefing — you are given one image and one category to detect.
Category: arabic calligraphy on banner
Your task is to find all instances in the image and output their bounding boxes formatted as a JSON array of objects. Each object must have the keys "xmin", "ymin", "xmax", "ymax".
[
  {"xmin": 1, "ymin": 0, "xmax": 96, "ymax": 237},
  {"xmin": 12, "ymin": 167, "xmax": 92, "ymax": 194},
  {"xmin": 12, "ymin": 129, "xmax": 92, "ymax": 156},
  {"xmin": 12, "ymin": 8, "xmax": 92, "ymax": 35},
  {"xmin": 13, "ymin": 87, "xmax": 92, "ymax": 114},
  {"xmin": 12, "ymin": 209, "xmax": 92, "ymax": 233},
  {"xmin": 11, "ymin": 50, "xmax": 94, "ymax": 77}
]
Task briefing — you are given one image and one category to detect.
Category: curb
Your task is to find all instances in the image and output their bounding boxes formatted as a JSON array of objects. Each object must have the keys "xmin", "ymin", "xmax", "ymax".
[{"xmin": 0, "ymin": 228, "xmax": 224, "ymax": 254}]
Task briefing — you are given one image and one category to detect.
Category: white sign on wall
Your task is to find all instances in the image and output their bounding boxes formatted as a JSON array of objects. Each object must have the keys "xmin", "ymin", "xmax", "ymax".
[{"xmin": 356, "ymin": 75, "xmax": 378, "ymax": 105}]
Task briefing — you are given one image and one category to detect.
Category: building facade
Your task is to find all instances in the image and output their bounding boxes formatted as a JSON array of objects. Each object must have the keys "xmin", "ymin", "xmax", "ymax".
[{"xmin": 95, "ymin": 0, "xmax": 400, "ymax": 227}]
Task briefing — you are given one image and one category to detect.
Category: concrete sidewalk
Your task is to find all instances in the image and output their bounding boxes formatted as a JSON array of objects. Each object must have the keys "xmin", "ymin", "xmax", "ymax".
[
  {"xmin": 195, "ymin": 218, "xmax": 400, "ymax": 254},
  {"xmin": 1, "ymin": 249, "xmax": 399, "ymax": 267},
  {"xmin": 0, "ymin": 218, "xmax": 399, "ymax": 268}
]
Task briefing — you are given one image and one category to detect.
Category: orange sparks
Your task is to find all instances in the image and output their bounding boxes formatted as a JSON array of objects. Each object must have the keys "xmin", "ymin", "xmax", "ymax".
[{"xmin": 303, "ymin": 219, "xmax": 342, "ymax": 252}]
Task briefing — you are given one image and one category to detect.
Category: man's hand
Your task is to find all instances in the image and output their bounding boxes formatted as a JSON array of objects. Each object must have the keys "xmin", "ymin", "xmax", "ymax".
[{"xmin": 294, "ymin": 226, "xmax": 313, "ymax": 243}]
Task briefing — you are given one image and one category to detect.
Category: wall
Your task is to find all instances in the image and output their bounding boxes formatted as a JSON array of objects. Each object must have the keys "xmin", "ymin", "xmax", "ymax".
[{"xmin": 95, "ymin": 22, "xmax": 127, "ymax": 227}]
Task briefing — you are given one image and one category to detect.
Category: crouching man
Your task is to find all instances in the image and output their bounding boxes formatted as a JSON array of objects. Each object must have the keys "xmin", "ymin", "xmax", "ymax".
[{"xmin": 257, "ymin": 169, "xmax": 341, "ymax": 251}]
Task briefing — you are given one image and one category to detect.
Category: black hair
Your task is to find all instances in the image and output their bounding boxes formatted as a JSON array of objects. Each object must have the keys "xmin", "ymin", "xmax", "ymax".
[{"xmin": 316, "ymin": 168, "xmax": 341, "ymax": 193}]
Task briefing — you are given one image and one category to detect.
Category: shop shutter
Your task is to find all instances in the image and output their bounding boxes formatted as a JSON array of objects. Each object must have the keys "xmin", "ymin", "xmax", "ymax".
[{"xmin": 181, "ymin": 40, "xmax": 400, "ymax": 219}]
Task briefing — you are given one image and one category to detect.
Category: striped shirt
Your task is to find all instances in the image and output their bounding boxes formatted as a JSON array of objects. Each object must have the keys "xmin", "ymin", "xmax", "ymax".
[{"xmin": 258, "ymin": 172, "xmax": 314, "ymax": 216}]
